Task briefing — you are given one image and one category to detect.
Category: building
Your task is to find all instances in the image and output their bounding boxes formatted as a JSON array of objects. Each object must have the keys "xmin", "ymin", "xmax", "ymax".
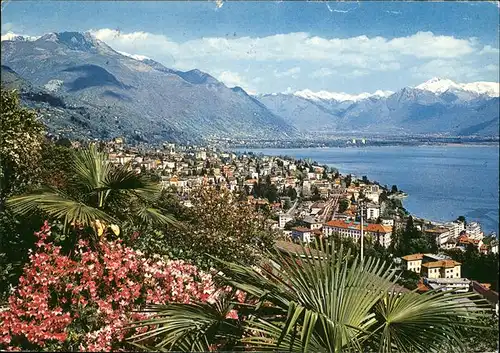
[
  {"xmin": 364, "ymin": 203, "xmax": 380, "ymax": 221},
  {"xmin": 291, "ymin": 227, "xmax": 313, "ymax": 243},
  {"xmin": 322, "ymin": 220, "xmax": 393, "ymax": 248},
  {"xmin": 444, "ymin": 221, "xmax": 465, "ymax": 238},
  {"xmin": 425, "ymin": 227, "xmax": 452, "ymax": 247},
  {"xmin": 303, "ymin": 217, "xmax": 323, "ymax": 230},
  {"xmin": 466, "ymin": 222, "xmax": 483, "ymax": 240},
  {"xmin": 401, "ymin": 253, "xmax": 424, "ymax": 273},
  {"xmin": 491, "ymin": 239, "xmax": 498, "ymax": 254},
  {"xmin": 278, "ymin": 214, "xmax": 293, "ymax": 229},
  {"xmin": 421, "ymin": 259, "xmax": 461, "ymax": 279}
]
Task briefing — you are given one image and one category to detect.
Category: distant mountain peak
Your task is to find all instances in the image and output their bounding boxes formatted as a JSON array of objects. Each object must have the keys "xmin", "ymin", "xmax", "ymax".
[
  {"xmin": 1, "ymin": 31, "xmax": 40, "ymax": 42},
  {"xmin": 415, "ymin": 77, "xmax": 499, "ymax": 97},
  {"xmin": 292, "ymin": 88, "xmax": 394, "ymax": 102},
  {"xmin": 34, "ymin": 31, "xmax": 114, "ymax": 54},
  {"xmin": 117, "ymin": 51, "xmax": 151, "ymax": 61}
]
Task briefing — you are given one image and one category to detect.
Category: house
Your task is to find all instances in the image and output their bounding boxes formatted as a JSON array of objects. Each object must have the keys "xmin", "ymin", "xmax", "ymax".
[
  {"xmin": 401, "ymin": 253, "xmax": 424, "ymax": 274},
  {"xmin": 278, "ymin": 214, "xmax": 294, "ymax": 229},
  {"xmin": 491, "ymin": 239, "xmax": 498, "ymax": 254},
  {"xmin": 303, "ymin": 217, "xmax": 323, "ymax": 230},
  {"xmin": 425, "ymin": 227, "xmax": 452, "ymax": 247},
  {"xmin": 466, "ymin": 222, "xmax": 483, "ymax": 240},
  {"xmin": 421, "ymin": 259, "xmax": 461, "ymax": 279},
  {"xmin": 291, "ymin": 227, "xmax": 313, "ymax": 243},
  {"xmin": 322, "ymin": 220, "xmax": 393, "ymax": 248},
  {"xmin": 364, "ymin": 203, "xmax": 380, "ymax": 221}
]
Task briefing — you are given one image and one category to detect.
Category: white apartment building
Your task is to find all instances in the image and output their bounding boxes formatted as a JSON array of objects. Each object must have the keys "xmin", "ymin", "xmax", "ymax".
[
  {"xmin": 466, "ymin": 222, "xmax": 483, "ymax": 240},
  {"xmin": 422, "ymin": 260, "xmax": 461, "ymax": 279},
  {"xmin": 278, "ymin": 214, "xmax": 294, "ymax": 229},
  {"xmin": 441, "ymin": 221, "xmax": 465, "ymax": 239},
  {"xmin": 365, "ymin": 203, "xmax": 380, "ymax": 221}
]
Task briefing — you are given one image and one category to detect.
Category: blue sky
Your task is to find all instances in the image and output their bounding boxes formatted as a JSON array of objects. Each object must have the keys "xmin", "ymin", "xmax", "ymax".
[{"xmin": 2, "ymin": 1, "xmax": 499, "ymax": 94}]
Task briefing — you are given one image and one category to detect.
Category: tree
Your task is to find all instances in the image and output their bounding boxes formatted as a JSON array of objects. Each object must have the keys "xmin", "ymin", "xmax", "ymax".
[
  {"xmin": 147, "ymin": 186, "xmax": 277, "ymax": 269},
  {"xmin": 0, "ymin": 90, "xmax": 45, "ymax": 210},
  {"xmin": 338, "ymin": 198, "xmax": 350, "ymax": 213},
  {"xmin": 286, "ymin": 186, "xmax": 297, "ymax": 201},
  {"xmin": 456, "ymin": 215, "xmax": 467, "ymax": 225},
  {"xmin": 0, "ymin": 91, "xmax": 45, "ymax": 298},
  {"xmin": 132, "ymin": 240, "xmax": 491, "ymax": 352},
  {"xmin": 7, "ymin": 144, "xmax": 175, "ymax": 234},
  {"xmin": 391, "ymin": 184, "xmax": 398, "ymax": 193},
  {"xmin": 311, "ymin": 186, "xmax": 321, "ymax": 201},
  {"xmin": 345, "ymin": 174, "xmax": 352, "ymax": 188}
]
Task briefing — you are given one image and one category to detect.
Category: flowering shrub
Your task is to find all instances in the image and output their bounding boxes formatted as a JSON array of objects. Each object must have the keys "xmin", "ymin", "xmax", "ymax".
[{"xmin": 0, "ymin": 222, "xmax": 216, "ymax": 351}]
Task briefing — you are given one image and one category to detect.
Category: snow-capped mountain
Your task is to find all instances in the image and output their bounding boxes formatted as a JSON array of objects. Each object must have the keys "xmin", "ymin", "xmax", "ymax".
[
  {"xmin": 1, "ymin": 32, "xmax": 40, "ymax": 42},
  {"xmin": 293, "ymin": 89, "xmax": 394, "ymax": 102},
  {"xmin": 116, "ymin": 51, "xmax": 151, "ymax": 62},
  {"xmin": 1, "ymin": 31, "xmax": 298, "ymax": 142},
  {"xmin": 258, "ymin": 79, "xmax": 499, "ymax": 136},
  {"xmin": 415, "ymin": 77, "xmax": 499, "ymax": 98}
]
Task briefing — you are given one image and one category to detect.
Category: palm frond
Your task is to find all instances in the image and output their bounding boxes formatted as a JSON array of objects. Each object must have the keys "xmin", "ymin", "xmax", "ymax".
[
  {"xmin": 127, "ymin": 295, "xmax": 242, "ymax": 352},
  {"xmin": 213, "ymin": 240, "xmax": 397, "ymax": 352},
  {"xmin": 71, "ymin": 144, "xmax": 112, "ymax": 193},
  {"xmin": 7, "ymin": 189, "xmax": 114, "ymax": 227},
  {"xmin": 135, "ymin": 205, "xmax": 178, "ymax": 227},
  {"xmin": 373, "ymin": 288, "xmax": 492, "ymax": 353}
]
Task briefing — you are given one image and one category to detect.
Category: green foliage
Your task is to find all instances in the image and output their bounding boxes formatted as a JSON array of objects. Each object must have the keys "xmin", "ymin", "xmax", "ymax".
[
  {"xmin": 7, "ymin": 144, "xmax": 175, "ymax": 235},
  {"xmin": 455, "ymin": 313, "xmax": 499, "ymax": 352},
  {"xmin": 456, "ymin": 215, "xmax": 467, "ymax": 225},
  {"xmin": 392, "ymin": 216, "xmax": 437, "ymax": 256},
  {"xmin": 133, "ymin": 239, "xmax": 492, "ymax": 352},
  {"xmin": 285, "ymin": 186, "xmax": 297, "ymax": 200},
  {"xmin": 252, "ymin": 179, "xmax": 279, "ymax": 203},
  {"xmin": 444, "ymin": 248, "xmax": 500, "ymax": 291},
  {"xmin": 396, "ymin": 269, "xmax": 421, "ymax": 290},
  {"xmin": 0, "ymin": 90, "xmax": 45, "ymax": 207},
  {"xmin": 345, "ymin": 174, "xmax": 352, "ymax": 188},
  {"xmin": 338, "ymin": 198, "xmax": 350, "ymax": 213},
  {"xmin": 129, "ymin": 187, "xmax": 277, "ymax": 270}
]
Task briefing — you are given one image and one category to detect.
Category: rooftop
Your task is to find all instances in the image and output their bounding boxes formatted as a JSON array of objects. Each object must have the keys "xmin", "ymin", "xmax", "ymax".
[
  {"xmin": 422, "ymin": 260, "xmax": 461, "ymax": 268},
  {"xmin": 401, "ymin": 253, "xmax": 424, "ymax": 261}
]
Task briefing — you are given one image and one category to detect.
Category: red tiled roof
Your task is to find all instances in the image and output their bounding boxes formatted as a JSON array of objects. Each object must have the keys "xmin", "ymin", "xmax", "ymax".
[
  {"xmin": 292, "ymin": 227, "xmax": 311, "ymax": 233},
  {"xmin": 422, "ymin": 260, "xmax": 461, "ymax": 268},
  {"xmin": 324, "ymin": 220, "xmax": 392, "ymax": 233},
  {"xmin": 402, "ymin": 253, "xmax": 424, "ymax": 261}
]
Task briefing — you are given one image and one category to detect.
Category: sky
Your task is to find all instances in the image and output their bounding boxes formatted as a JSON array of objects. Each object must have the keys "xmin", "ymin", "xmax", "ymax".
[{"xmin": 1, "ymin": 1, "xmax": 499, "ymax": 95}]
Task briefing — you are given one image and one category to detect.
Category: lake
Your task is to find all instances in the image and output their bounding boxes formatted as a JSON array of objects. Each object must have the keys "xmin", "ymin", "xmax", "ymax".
[{"xmin": 235, "ymin": 145, "xmax": 499, "ymax": 235}]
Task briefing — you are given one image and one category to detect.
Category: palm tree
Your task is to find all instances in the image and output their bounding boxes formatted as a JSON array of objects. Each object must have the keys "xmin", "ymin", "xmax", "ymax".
[
  {"xmin": 127, "ymin": 240, "xmax": 492, "ymax": 352},
  {"xmin": 7, "ymin": 144, "xmax": 175, "ymax": 230}
]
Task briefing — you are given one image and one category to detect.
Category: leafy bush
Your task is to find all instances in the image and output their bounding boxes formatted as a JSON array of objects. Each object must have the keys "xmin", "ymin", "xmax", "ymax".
[{"xmin": 127, "ymin": 186, "xmax": 277, "ymax": 270}]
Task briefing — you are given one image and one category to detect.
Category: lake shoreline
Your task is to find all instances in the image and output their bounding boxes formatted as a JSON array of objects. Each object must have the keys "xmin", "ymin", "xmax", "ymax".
[{"xmin": 235, "ymin": 145, "xmax": 499, "ymax": 235}]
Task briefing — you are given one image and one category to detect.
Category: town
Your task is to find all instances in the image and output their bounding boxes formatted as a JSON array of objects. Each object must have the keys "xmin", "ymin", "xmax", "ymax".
[{"xmin": 74, "ymin": 137, "xmax": 497, "ymax": 310}]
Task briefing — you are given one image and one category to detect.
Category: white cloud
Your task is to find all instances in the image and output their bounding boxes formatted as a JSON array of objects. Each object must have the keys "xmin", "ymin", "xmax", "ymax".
[
  {"xmin": 1, "ymin": 31, "xmax": 39, "ymax": 41},
  {"xmin": 479, "ymin": 45, "xmax": 500, "ymax": 55},
  {"xmin": 214, "ymin": 70, "xmax": 256, "ymax": 94},
  {"xmin": 310, "ymin": 68, "xmax": 337, "ymax": 78},
  {"xmin": 273, "ymin": 67, "xmax": 301, "ymax": 78},
  {"xmin": 5, "ymin": 27, "xmax": 496, "ymax": 94},
  {"xmin": 90, "ymin": 29, "xmax": 479, "ymax": 66}
]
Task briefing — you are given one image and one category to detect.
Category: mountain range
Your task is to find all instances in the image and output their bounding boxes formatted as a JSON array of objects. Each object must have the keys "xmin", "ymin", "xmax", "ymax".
[
  {"xmin": 258, "ymin": 79, "xmax": 499, "ymax": 136},
  {"xmin": 1, "ymin": 31, "xmax": 499, "ymax": 142},
  {"xmin": 1, "ymin": 31, "xmax": 297, "ymax": 143}
]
